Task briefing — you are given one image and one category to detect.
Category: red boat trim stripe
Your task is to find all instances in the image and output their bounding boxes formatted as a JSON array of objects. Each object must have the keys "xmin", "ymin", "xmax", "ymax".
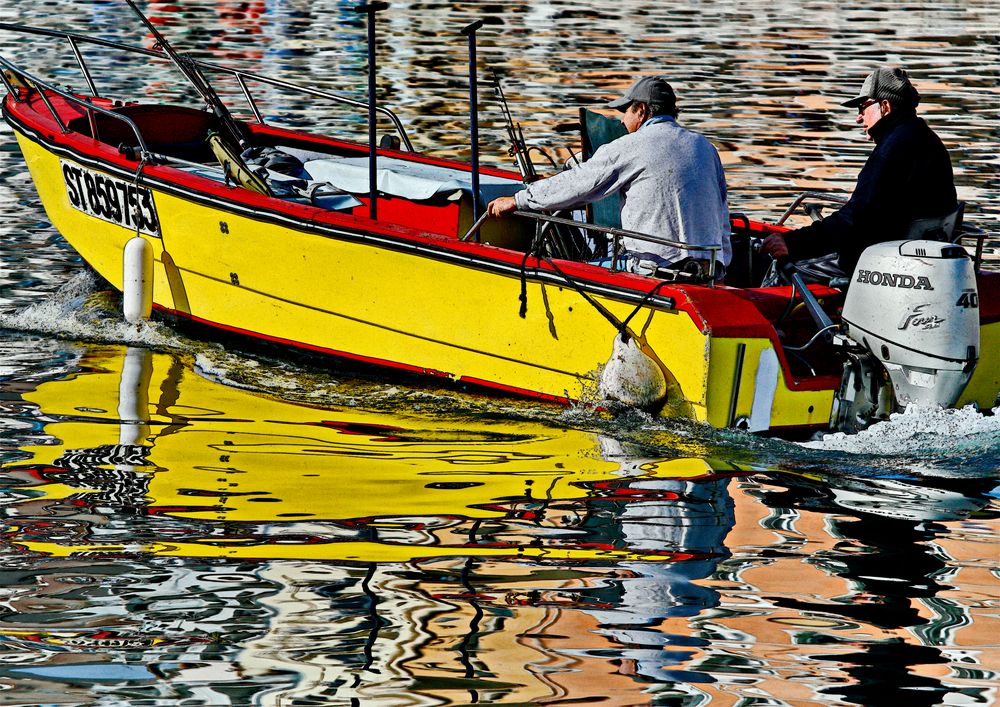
[{"xmin": 456, "ymin": 376, "xmax": 571, "ymax": 405}]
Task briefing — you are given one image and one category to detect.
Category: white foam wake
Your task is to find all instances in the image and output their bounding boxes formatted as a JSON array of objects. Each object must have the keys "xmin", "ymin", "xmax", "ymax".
[
  {"xmin": 802, "ymin": 403, "xmax": 1000, "ymax": 459},
  {"xmin": 0, "ymin": 271, "xmax": 178, "ymax": 349},
  {"xmin": 193, "ymin": 351, "xmax": 310, "ymax": 394}
]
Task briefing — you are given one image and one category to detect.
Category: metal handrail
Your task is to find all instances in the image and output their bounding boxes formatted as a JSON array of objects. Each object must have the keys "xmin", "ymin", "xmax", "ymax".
[
  {"xmin": 0, "ymin": 22, "xmax": 414, "ymax": 151},
  {"xmin": 776, "ymin": 191, "xmax": 849, "ymax": 226},
  {"xmin": 514, "ymin": 210, "xmax": 721, "ymax": 255},
  {"xmin": 463, "ymin": 209, "xmax": 722, "ymax": 278},
  {"xmin": 0, "ymin": 56, "xmax": 152, "ymax": 156},
  {"xmin": 956, "ymin": 223, "xmax": 988, "ymax": 271}
]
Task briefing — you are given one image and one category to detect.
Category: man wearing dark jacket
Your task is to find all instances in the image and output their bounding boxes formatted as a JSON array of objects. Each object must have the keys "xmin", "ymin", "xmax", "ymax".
[{"xmin": 762, "ymin": 67, "xmax": 957, "ymax": 281}]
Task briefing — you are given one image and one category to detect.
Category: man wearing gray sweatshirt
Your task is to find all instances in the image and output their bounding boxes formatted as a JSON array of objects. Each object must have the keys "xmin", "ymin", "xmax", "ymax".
[{"xmin": 487, "ymin": 76, "xmax": 731, "ymax": 280}]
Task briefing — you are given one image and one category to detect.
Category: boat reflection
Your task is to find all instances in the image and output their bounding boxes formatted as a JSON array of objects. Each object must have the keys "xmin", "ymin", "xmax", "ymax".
[
  {"xmin": 7, "ymin": 345, "xmax": 744, "ymax": 560},
  {"xmin": 2, "ymin": 345, "xmax": 744, "ymax": 704}
]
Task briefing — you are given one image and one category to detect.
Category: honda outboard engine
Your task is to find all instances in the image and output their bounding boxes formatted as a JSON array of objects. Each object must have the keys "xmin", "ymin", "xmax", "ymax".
[{"xmin": 832, "ymin": 240, "xmax": 979, "ymax": 432}]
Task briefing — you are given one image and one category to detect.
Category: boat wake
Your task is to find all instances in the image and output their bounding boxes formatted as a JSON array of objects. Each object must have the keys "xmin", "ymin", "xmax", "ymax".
[
  {"xmin": 637, "ymin": 405, "xmax": 1000, "ymax": 481},
  {"xmin": 0, "ymin": 271, "xmax": 179, "ymax": 350},
  {"xmin": 191, "ymin": 338, "xmax": 488, "ymax": 416},
  {"xmin": 557, "ymin": 400, "xmax": 1000, "ymax": 481},
  {"xmin": 0, "ymin": 272, "xmax": 552, "ymax": 417},
  {"xmin": 804, "ymin": 403, "xmax": 999, "ymax": 454}
]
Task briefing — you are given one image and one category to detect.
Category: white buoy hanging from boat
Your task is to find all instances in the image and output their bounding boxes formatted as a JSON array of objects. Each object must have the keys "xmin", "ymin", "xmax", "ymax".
[
  {"xmin": 123, "ymin": 235, "xmax": 153, "ymax": 323},
  {"xmin": 599, "ymin": 335, "xmax": 668, "ymax": 410}
]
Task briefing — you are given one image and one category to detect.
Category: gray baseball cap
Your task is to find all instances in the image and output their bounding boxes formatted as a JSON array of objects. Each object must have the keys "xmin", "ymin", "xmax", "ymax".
[
  {"xmin": 607, "ymin": 76, "xmax": 677, "ymax": 112},
  {"xmin": 842, "ymin": 67, "xmax": 921, "ymax": 108}
]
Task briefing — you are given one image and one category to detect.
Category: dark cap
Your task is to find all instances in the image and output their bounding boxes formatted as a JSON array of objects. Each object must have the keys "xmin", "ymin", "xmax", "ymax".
[
  {"xmin": 842, "ymin": 67, "xmax": 921, "ymax": 109},
  {"xmin": 607, "ymin": 76, "xmax": 677, "ymax": 112}
]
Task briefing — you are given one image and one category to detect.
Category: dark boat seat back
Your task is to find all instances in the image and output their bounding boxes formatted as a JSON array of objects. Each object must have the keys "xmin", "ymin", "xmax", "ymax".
[
  {"xmin": 906, "ymin": 201, "xmax": 964, "ymax": 242},
  {"xmin": 68, "ymin": 105, "xmax": 218, "ymax": 162},
  {"xmin": 579, "ymin": 108, "xmax": 628, "ymax": 230}
]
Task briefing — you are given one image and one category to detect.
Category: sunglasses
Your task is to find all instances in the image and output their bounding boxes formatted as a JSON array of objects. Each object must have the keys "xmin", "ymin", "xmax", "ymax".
[{"xmin": 857, "ymin": 99, "xmax": 880, "ymax": 114}]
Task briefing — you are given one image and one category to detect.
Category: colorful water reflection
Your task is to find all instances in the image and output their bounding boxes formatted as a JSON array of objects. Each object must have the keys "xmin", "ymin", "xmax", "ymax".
[
  {"xmin": 1, "ymin": 344, "xmax": 996, "ymax": 705},
  {"xmin": 2, "ymin": 345, "xmax": 746, "ymax": 703}
]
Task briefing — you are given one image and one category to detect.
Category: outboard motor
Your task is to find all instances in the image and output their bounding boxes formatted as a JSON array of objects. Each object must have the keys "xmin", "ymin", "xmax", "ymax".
[{"xmin": 832, "ymin": 240, "xmax": 979, "ymax": 432}]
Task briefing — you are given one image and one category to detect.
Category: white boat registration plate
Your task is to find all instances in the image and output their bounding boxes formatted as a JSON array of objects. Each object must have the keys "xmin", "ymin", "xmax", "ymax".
[{"xmin": 61, "ymin": 160, "xmax": 160, "ymax": 237}]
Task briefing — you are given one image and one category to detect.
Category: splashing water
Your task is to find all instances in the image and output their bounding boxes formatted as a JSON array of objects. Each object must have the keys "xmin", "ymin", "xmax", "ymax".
[
  {"xmin": 804, "ymin": 404, "xmax": 1000, "ymax": 453},
  {"xmin": 0, "ymin": 271, "xmax": 178, "ymax": 349}
]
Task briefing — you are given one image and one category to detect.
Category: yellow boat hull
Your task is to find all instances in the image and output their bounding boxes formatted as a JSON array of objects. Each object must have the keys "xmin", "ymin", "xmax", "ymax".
[{"xmin": 13, "ymin": 130, "xmax": 850, "ymax": 432}]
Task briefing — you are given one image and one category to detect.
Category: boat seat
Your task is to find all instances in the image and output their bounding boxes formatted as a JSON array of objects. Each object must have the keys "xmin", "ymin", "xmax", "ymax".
[
  {"xmin": 579, "ymin": 107, "xmax": 628, "ymax": 230},
  {"xmin": 905, "ymin": 201, "xmax": 964, "ymax": 242}
]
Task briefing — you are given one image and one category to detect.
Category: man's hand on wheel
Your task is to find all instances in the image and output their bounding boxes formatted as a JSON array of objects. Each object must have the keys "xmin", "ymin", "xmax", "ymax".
[{"xmin": 761, "ymin": 233, "xmax": 789, "ymax": 259}]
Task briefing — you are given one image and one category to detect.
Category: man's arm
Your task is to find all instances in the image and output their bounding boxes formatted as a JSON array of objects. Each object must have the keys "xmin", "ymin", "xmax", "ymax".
[
  {"xmin": 518, "ymin": 143, "xmax": 628, "ymax": 211},
  {"xmin": 763, "ymin": 141, "xmax": 899, "ymax": 263},
  {"xmin": 487, "ymin": 140, "xmax": 630, "ymax": 217}
]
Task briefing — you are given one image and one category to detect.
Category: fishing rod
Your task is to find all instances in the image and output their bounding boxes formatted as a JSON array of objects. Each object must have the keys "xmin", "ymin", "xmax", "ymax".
[
  {"xmin": 123, "ymin": 0, "xmax": 247, "ymax": 150},
  {"xmin": 492, "ymin": 71, "xmax": 537, "ymax": 182}
]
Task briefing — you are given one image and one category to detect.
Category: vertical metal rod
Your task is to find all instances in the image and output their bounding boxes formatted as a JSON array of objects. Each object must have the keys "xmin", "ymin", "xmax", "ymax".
[
  {"xmin": 67, "ymin": 35, "xmax": 101, "ymax": 141},
  {"xmin": 235, "ymin": 74, "xmax": 263, "ymax": 124},
  {"xmin": 365, "ymin": 9, "xmax": 378, "ymax": 220},
  {"xmin": 354, "ymin": 2, "xmax": 388, "ymax": 221},
  {"xmin": 67, "ymin": 36, "xmax": 99, "ymax": 97},
  {"xmin": 461, "ymin": 20, "xmax": 484, "ymax": 221}
]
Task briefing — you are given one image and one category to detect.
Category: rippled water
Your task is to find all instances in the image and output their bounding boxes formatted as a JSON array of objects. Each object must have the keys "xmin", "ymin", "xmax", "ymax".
[{"xmin": 1, "ymin": 1, "xmax": 998, "ymax": 705}]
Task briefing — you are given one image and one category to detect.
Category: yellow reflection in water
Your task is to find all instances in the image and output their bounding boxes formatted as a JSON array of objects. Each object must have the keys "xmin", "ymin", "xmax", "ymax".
[{"xmin": 7, "ymin": 345, "xmax": 732, "ymax": 564}]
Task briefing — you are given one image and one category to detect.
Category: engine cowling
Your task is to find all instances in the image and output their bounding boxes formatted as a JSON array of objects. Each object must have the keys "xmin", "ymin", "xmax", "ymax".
[{"xmin": 841, "ymin": 240, "xmax": 979, "ymax": 409}]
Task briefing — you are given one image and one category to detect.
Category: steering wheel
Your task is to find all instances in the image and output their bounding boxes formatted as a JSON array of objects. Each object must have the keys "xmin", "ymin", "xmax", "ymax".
[{"xmin": 750, "ymin": 236, "xmax": 794, "ymax": 287}]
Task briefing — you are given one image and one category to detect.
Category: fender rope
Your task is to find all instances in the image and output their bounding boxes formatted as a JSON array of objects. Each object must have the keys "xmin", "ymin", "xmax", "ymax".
[{"xmin": 518, "ymin": 227, "xmax": 675, "ymax": 344}]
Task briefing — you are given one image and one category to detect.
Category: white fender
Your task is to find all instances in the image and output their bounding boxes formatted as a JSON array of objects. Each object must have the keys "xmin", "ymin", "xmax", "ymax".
[
  {"xmin": 599, "ymin": 335, "xmax": 667, "ymax": 410},
  {"xmin": 123, "ymin": 235, "xmax": 153, "ymax": 323}
]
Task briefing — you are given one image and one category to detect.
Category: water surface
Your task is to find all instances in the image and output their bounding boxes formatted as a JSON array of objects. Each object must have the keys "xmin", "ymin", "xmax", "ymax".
[{"xmin": 0, "ymin": 1, "xmax": 998, "ymax": 704}]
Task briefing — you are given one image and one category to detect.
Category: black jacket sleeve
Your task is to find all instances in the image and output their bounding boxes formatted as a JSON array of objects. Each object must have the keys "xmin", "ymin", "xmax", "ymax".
[{"xmin": 782, "ymin": 112, "xmax": 955, "ymax": 275}]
